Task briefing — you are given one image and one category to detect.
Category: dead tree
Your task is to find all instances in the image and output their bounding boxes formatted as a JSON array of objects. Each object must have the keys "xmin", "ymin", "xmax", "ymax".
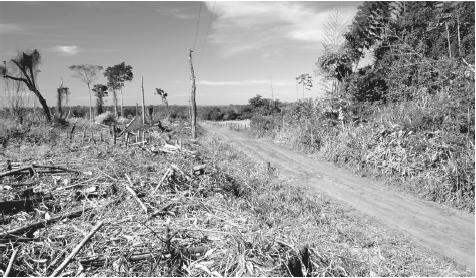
[
  {"xmin": 56, "ymin": 79, "xmax": 70, "ymax": 120},
  {"xmin": 1, "ymin": 50, "xmax": 52, "ymax": 122},
  {"xmin": 188, "ymin": 49, "xmax": 197, "ymax": 139},
  {"xmin": 155, "ymin": 88, "xmax": 169, "ymax": 117},
  {"xmin": 141, "ymin": 76, "xmax": 146, "ymax": 124},
  {"xmin": 92, "ymin": 84, "xmax": 108, "ymax": 115}
]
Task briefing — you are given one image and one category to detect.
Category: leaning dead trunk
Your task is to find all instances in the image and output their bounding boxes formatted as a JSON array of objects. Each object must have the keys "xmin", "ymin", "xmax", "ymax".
[{"xmin": 34, "ymin": 89, "xmax": 52, "ymax": 123}]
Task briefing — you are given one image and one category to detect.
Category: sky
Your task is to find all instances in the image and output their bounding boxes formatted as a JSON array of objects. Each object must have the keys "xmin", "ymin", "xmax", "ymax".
[{"xmin": 0, "ymin": 1, "xmax": 364, "ymax": 107}]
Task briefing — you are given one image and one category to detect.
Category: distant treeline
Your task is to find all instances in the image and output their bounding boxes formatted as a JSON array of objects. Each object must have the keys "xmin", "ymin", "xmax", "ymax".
[{"xmin": 1, "ymin": 104, "xmax": 257, "ymax": 122}]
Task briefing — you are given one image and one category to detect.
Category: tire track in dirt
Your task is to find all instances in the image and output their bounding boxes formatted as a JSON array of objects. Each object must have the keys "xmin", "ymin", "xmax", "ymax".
[{"xmin": 203, "ymin": 123, "xmax": 475, "ymax": 272}]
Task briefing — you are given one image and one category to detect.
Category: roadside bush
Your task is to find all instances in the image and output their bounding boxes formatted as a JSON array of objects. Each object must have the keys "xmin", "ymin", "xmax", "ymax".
[
  {"xmin": 250, "ymin": 114, "xmax": 282, "ymax": 138},
  {"xmin": 222, "ymin": 109, "xmax": 238, "ymax": 121}
]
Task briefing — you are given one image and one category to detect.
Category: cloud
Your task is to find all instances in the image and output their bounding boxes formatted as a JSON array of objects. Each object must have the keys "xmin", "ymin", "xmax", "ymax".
[
  {"xmin": 198, "ymin": 80, "xmax": 293, "ymax": 86},
  {"xmin": 206, "ymin": 2, "xmax": 357, "ymax": 56},
  {"xmin": 0, "ymin": 23, "xmax": 22, "ymax": 34},
  {"xmin": 51, "ymin": 45, "xmax": 80, "ymax": 56},
  {"xmin": 156, "ymin": 7, "xmax": 195, "ymax": 20}
]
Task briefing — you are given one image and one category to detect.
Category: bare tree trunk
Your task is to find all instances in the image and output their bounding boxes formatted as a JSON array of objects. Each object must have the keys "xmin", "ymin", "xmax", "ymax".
[
  {"xmin": 88, "ymin": 84, "xmax": 93, "ymax": 122},
  {"xmin": 188, "ymin": 49, "xmax": 197, "ymax": 139},
  {"xmin": 57, "ymin": 88, "xmax": 63, "ymax": 119},
  {"xmin": 457, "ymin": 15, "xmax": 462, "ymax": 57},
  {"xmin": 113, "ymin": 90, "xmax": 118, "ymax": 118},
  {"xmin": 295, "ymin": 82, "xmax": 299, "ymax": 101},
  {"xmin": 34, "ymin": 89, "xmax": 52, "ymax": 123},
  {"xmin": 446, "ymin": 22, "xmax": 452, "ymax": 58},
  {"xmin": 141, "ymin": 76, "xmax": 145, "ymax": 125},
  {"xmin": 120, "ymin": 87, "xmax": 124, "ymax": 117}
]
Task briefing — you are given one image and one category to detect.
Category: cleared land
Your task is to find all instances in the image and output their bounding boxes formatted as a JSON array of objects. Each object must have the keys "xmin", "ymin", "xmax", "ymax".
[
  {"xmin": 202, "ymin": 122, "xmax": 475, "ymax": 273},
  {"xmin": 0, "ymin": 119, "xmax": 473, "ymax": 276}
]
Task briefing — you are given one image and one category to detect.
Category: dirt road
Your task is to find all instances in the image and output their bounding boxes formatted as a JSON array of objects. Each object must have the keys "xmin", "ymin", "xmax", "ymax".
[{"xmin": 202, "ymin": 123, "xmax": 475, "ymax": 272}]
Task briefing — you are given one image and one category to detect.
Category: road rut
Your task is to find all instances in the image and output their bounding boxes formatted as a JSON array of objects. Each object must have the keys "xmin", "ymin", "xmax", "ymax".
[{"xmin": 203, "ymin": 123, "xmax": 475, "ymax": 272}]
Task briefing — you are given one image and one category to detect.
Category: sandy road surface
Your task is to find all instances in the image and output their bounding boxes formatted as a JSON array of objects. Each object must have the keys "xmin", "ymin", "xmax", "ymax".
[{"xmin": 202, "ymin": 123, "xmax": 475, "ymax": 272}]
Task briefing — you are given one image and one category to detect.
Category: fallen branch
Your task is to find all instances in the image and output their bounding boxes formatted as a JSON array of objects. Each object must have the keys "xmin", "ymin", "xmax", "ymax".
[
  {"xmin": 129, "ymin": 141, "xmax": 147, "ymax": 146},
  {"xmin": 117, "ymin": 116, "xmax": 137, "ymax": 137},
  {"xmin": 170, "ymin": 164, "xmax": 192, "ymax": 181},
  {"xmin": 0, "ymin": 164, "xmax": 80, "ymax": 179},
  {"xmin": 0, "ymin": 166, "xmax": 35, "ymax": 179},
  {"xmin": 125, "ymin": 174, "xmax": 148, "ymax": 213},
  {"xmin": 50, "ymin": 220, "xmax": 105, "ymax": 277},
  {"xmin": 54, "ymin": 177, "xmax": 100, "ymax": 191},
  {"xmin": 3, "ymin": 248, "xmax": 18, "ymax": 277},
  {"xmin": 155, "ymin": 168, "xmax": 172, "ymax": 192},
  {"xmin": 78, "ymin": 245, "xmax": 208, "ymax": 267},
  {"xmin": 31, "ymin": 165, "xmax": 80, "ymax": 173},
  {"xmin": 0, "ymin": 207, "xmax": 92, "ymax": 239}
]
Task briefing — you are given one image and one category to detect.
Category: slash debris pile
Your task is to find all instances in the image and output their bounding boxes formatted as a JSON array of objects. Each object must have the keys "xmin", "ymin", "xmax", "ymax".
[{"xmin": 0, "ymin": 120, "xmax": 333, "ymax": 277}]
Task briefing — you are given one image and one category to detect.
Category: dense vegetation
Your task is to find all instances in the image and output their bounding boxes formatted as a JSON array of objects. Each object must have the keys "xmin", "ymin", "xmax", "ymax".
[{"xmin": 247, "ymin": 2, "xmax": 475, "ymax": 212}]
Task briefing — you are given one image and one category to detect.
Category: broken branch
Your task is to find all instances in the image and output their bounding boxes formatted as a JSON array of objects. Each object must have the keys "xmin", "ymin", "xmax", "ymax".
[
  {"xmin": 50, "ymin": 220, "xmax": 105, "ymax": 277},
  {"xmin": 3, "ymin": 248, "xmax": 19, "ymax": 277},
  {"xmin": 125, "ymin": 174, "xmax": 148, "ymax": 213}
]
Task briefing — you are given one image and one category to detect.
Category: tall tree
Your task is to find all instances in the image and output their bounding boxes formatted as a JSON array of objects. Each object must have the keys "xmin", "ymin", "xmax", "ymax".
[
  {"xmin": 0, "ymin": 49, "xmax": 52, "ymax": 122},
  {"xmin": 69, "ymin": 64, "xmax": 103, "ymax": 121},
  {"xmin": 104, "ymin": 62, "xmax": 133, "ymax": 117},
  {"xmin": 316, "ymin": 9, "xmax": 353, "ymax": 97}
]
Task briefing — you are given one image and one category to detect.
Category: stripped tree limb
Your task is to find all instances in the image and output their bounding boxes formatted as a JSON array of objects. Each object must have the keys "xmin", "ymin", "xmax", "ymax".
[
  {"xmin": 124, "ymin": 174, "xmax": 148, "ymax": 213},
  {"xmin": 3, "ymin": 248, "xmax": 18, "ymax": 277},
  {"xmin": 50, "ymin": 220, "xmax": 105, "ymax": 277}
]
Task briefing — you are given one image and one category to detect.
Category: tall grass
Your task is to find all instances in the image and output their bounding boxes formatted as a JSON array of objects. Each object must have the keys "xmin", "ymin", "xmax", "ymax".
[{"xmin": 250, "ymin": 93, "xmax": 475, "ymax": 212}]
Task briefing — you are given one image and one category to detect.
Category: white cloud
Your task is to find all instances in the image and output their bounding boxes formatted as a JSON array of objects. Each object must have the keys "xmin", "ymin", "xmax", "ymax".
[
  {"xmin": 198, "ymin": 80, "xmax": 293, "ymax": 86},
  {"xmin": 156, "ymin": 8, "xmax": 195, "ymax": 20},
  {"xmin": 206, "ymin": 2, "xmax": 357, "ymax": 56},
  {"xmin": 51, "ymin": 45, "xmax": 80, "ymax": 56},
  {"xmin": 0, "ymin": 23, "xmax": 22, "ymax": 34}
]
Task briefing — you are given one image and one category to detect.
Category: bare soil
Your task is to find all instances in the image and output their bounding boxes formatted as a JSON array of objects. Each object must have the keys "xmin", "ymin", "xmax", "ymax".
[{"xmin": 202, "ymin": 122, "xmax": 475, "ymax": 273}]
